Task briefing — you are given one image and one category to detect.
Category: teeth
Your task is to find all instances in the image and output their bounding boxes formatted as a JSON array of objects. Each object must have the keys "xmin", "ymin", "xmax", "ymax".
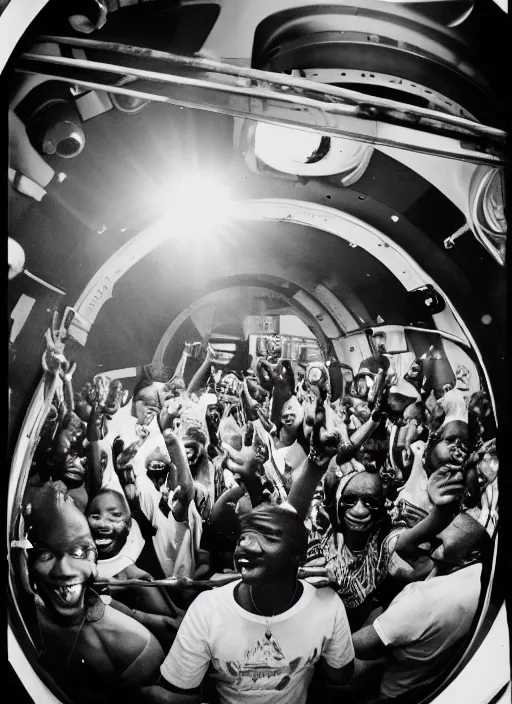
[
  {"xmin": 55, "ymin": 584, "xmax": 82, "ymax": 603},
  {"xmin": 95, "ymin": 538, "xmax": 112, "ymax": 546}
]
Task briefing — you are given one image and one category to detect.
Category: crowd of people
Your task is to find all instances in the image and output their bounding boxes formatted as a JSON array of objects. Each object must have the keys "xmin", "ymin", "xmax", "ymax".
[{"xmin": 17, "ymin": 333, "xmax": 499, "ymax": 704}]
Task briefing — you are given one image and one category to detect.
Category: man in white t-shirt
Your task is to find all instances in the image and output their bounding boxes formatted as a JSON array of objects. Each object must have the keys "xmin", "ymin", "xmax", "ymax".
[
  {"xmin": 141, "ymin": 504, "xmax": 355, "ymax": 704},
  {"xmin": 352, "ymin": 511, "xmax": 491, "ymax": 701}
]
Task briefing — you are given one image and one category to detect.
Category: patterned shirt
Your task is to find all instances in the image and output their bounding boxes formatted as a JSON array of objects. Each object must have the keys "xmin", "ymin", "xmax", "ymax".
[{"xmin": 310, "ymin": 527, "xmax": 401, "ymax": 609}]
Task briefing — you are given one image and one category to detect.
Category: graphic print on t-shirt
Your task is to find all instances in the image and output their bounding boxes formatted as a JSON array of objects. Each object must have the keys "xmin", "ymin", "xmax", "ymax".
[{"xmin": 215, "ymin": 629, "xmax": 322, "ymax": 692}]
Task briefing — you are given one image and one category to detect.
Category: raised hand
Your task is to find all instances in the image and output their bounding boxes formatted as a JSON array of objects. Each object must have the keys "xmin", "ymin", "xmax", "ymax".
[
  {"xmin": 308, "ymin": 398, "xmax": 340, "ymax": 467},
  {"xmin": 221, "ymin": 422, "xmax": 268, "ymax": 483},
  {"xmin": 245, "ymin": 375, "xmax": 269, "ymax": 404},
  {"xmin": 113, "ymin": 438, "xmax": 140, "ymax": 502},
  {"xmin": 410, "ymin": 439, "xmax": 426, "ymax": 461},
  {"xmin": 75, "ymin": 376, "xmax": 126, "ymax": 438},
  {"xmin": 241, "ymin": 379, "xmax": 261, "ymax": 422},
  {"xmin": 158, "ymin": 396, "xmax": 183, "ymax": 432},
  {"xmin": 427, "ymin": 467, "xmax": 465, "ymax": 507}
]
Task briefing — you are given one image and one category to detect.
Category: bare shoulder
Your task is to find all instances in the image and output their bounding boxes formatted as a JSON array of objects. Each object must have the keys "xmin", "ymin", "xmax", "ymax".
[{"xmin": 95, "ymin": 604, "xmax": 164, "ymax": 672}]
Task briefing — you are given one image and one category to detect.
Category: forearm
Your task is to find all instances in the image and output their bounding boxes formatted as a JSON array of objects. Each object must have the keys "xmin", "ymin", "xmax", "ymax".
[
  {"xmin": 86, "ymin": 441, "xmax": 104, "ymax": 496},
  {"xmin": 210, "ymin": 484, "xmax": 245, "ymax": 524},
  {"xmin": 287, "ymin": 459, "xmax": 328, "ymax": 520},
  {"xmin": 86, "ymin": 405, "xmax": 106, "ymax": 495},
  {"xmin": 167, "ymin": 440, "xmax": 195, "ymax": 509},
  {"xmin": 110, "ymin": 599, "xmax": 166, "ymax": 631},
  {"xmin": 349, "ymin": 417, "xmax": 380, "ymax": 449},
  {"xmin": 187, "ymin": 357, "xmax": 211, "ymax": 396},
  {"xmin": 241, "ymin": 474, "xmax": 264, "ymax": 508},
  {"xmin": 352, "ymin": 625, "xmax": 388, "ymax": 660},
  {"xmin": 395, "ymin": 504, "xmax": 455, "ymax": 558}
]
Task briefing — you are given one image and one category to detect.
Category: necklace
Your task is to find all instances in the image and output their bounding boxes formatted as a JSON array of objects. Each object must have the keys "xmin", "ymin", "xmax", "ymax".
[
  {"xmin": 37, "ymin": 605, "xmax": 87, "ymax": 668},
  {"xmin": 249, "ymin": 581, "xmax": 300, "ymax": 641},
  {"xmin": 66, "ymin": 612, "xmax": 87, "ymax": 667}
]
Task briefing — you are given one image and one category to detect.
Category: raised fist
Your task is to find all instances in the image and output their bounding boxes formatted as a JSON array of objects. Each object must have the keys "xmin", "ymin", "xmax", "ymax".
[{"xmin": 427, "ymin": 467, "xmax": 465, "ymax": 508}]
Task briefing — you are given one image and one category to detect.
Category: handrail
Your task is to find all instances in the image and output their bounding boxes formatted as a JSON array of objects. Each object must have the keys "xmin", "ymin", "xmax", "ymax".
[{"xmin": 14, "ymin": 38, "xmax": 505, "ymax": 166}]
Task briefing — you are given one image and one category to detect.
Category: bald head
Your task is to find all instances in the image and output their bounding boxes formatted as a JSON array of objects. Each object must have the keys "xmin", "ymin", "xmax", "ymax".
[
  {"xmin": 433, "ymin": 512, "xmax": 491, "ymax": 574},
  {"xmin": 27, "ymin": 482, "xmax": 91, "ymax": 544},
  {"xmin": 26, "ymin": 483, "xmax": 97, "ymax": 623}
]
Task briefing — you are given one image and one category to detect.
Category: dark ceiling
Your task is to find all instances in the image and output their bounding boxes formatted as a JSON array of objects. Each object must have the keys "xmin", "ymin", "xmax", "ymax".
[{"xmin": 7, "ymin": 2, "xmax": 507, "ymax": 447}]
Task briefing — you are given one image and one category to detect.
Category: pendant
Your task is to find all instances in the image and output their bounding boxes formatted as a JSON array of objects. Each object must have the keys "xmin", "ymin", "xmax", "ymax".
[{"xmin": 265, "ymin": 620, "xmax": 273, "ymax": 640}]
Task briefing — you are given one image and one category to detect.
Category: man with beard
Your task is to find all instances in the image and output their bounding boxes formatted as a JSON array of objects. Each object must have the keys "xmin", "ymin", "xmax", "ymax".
[
  {"xmin": 24, "ymin": 483, "xmax": 164, "ymax": 703},
  {"xmin": 141, "ymin": 504, "xmax": 355, "ymax": 704}
]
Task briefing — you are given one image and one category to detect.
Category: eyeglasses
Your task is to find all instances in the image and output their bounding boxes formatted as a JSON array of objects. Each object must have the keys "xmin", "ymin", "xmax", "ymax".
[{"xmin": 338, "ymin": 495, "xmax": 382, "ymax": 512}]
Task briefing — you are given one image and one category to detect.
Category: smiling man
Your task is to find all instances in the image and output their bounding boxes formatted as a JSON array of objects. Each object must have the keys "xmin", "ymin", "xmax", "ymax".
[
  {"xmin": 141, "ymin": 504, "xmax": 354, "ymax": 704},
  {"xmin": 86, "ymin": 489, "xmax": 143, "ymax": 571},
  {"xmin": 25, "ymin": 483, "xmax": 164, "ymax": 704}
]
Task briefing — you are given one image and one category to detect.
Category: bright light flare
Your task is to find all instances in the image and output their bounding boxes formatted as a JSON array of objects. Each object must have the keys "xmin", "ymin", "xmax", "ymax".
[{"xmin": 168, "ymin": 174, "xmax": 232, "ymax": 235}]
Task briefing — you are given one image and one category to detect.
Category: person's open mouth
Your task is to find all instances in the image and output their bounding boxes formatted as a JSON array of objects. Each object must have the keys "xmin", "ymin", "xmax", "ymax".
[
  {"xmin": 64, "ymin": 466, "xmax": 85, "ymax": 482},
  {"xmin": 450, "ymin": 447, "xmax": 467, "ymax": 464},
  {"xmin": 234, "ymin": 555, "xmax": 262, "ymax": 578},
  {"xmin": 344, "ymin": 514, "xmax": 372, "ymax": 531},
  {"xmin": 94, "ymin": 536, "xmax": 114, "ymax": 551},
  {"xmin": 51, "ymin": 581, "xmax": 84, "ymax": 605}
]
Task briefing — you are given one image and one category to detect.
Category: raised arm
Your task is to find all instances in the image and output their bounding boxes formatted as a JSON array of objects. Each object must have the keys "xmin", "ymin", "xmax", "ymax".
[
  {"xmin": 162, "ymin": 429, "xmax": 195, "ymax": 523},
  {"xmin": 222, "ymin": 423, "xmax": 267, "ymax": 508},
  {"xmin": 287, "ymin": 398, "xmax": 340, "ymax": 520},
  {"xmin": 187, "ymin": 344, "xmax": 219, "ymax": 396},
  {"xmin": 336, "ymin": 413, "xmax": 382, "ymax": 465},
  {"xmin": 394, "ymin": 465, "xmax": 465, "ymax": 559}
]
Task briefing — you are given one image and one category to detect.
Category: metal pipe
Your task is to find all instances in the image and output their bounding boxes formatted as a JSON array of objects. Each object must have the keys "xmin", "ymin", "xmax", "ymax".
[
  {"xmin": 16, "ymin": 62, "xmax": 504, "ymax": 166},
  {"xmin": 345, "ymin": 325, "xmax": 471, "ymax": 348},
  {"xmin": 20, "ymin": 51, "xmax": 504, "ymax": 150},
  {"xmin": 36, "ymin": 34, "xmax": 505, "ymax": 143},
  {"xmin": 94, "ymin": 566, "xmax": 329, "ymax": 590},
  {"xmin": 444, "ymin": 223, "xmax": 471, "ymax": 250}
]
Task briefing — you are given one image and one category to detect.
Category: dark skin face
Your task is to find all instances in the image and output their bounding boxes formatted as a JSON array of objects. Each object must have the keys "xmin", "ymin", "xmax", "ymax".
[
  {"xmin": 46, "ymin": 415, "xmax": 87, "ymax": 488},
  {"xmin": 146, "ymin": 463, "xmax": 169, "ymax": 492},
  {"xmin": 430, "ymin": 515, "xmax": 484, "ymax": 576},
  {"xmin": 280, "ymin": 398, "xmax": 302, "ymax": 434},
  {"xmin": 205, "ymin": 404, "xmax": 222, "ymax": 435},
  {"xmin": 233, "ymin": 523, "xmax": 300, "ymax": 586},
  {"xmin": 60, "ymin": 452, "xmax": 87, "ymax": 487},
  {"xmin": 427, "ymin": 421, "xmax": 469, "ymax": 476},
  {"xmin": 337, "ymin": 472, "xmax": 384, "ymax": 551},
  {"xmin": 351, "ymin": 398, "xmax": 371, "ymax": 423},
  {"xmin": 86, "ymin": 493, "xmax": 131, "ymax": 559},
  {"xmin": 182, "ymin": 431, "xmax": 207, "ymax": 477},
  {"xmin": 132, "ymin": 385, "xmax": 160, "ymax": 425},
  {"xmin": 354, "ymin": 375, "xmax": 372, "ymax": 401},
  {"xmin": 30, "ymin": 507, "xmax": 97, "ymax": 625},
  {"xmin": 166, "ymin": 378, "xmax": 186, "ymax": 399}
]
